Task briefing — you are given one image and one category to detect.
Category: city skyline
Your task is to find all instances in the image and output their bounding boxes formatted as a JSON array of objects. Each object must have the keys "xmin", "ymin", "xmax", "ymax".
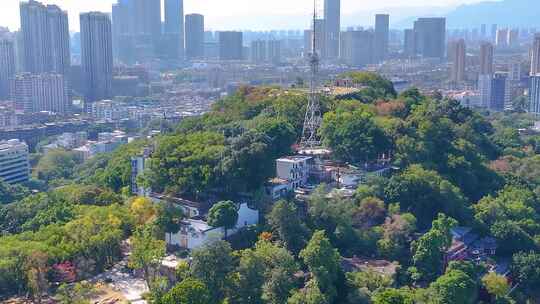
[{"xmin": 0, "ymin": 0, "xmax": 488, "ymax": 31}]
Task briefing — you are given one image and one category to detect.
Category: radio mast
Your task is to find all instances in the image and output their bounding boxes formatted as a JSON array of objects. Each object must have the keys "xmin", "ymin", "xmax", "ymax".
[{"xmin": 300, "ymin": 0, "xmax": 322, "ymax": 148}]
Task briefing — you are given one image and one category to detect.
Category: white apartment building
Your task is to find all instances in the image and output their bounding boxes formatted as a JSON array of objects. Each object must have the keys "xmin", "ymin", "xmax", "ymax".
[
  {"xmin": 276, "ymin": 156, "xmax": 313, "ymax": 189},
  {"xmin": 0, "ymin": 139, "xmax": 29, "ymax": 184}
]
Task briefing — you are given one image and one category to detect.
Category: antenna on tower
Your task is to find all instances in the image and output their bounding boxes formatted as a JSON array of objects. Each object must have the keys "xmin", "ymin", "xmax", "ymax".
[{"xmin": 300, "ymin": 0, "xmax": 322, "ymax": 149}]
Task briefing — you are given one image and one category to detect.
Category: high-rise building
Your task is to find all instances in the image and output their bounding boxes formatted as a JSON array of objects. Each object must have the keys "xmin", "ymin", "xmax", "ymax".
[
  {"xmin": 496, "ymin": 28, "xmax": 509, "ymax": 48},
  {"xmin": 251, "ymin": 40, "xmax": 267, "ymax": 63},
  {"xmin": 508, "ymin": 29, "xmax": 519, "ymax": 48},
  {"xmin": 478, "ymin": 74, "xmax": 492, "ymax": 108},
  {"xmin": 324, "ymin": 0, "xmax": 340, "ymax": 59},
  {"xmin": 164, "ymin": 0, "xmax": 184, "ymax": 60},
  {"xmin": 131, "ymin": 0, "xmax": 161, "ymax": 38},
  {"xmin": 112, "ymin": 0, "xmax": 130, "ymax": 60},
  {"xmin": 530, "ymin": 75, "xmax": 540, "ymax": 114},
  {"xmin": 505, "ymin": 62, "xmax": 521, "ymax": 107},
  {"xmin": 0, "ymin": 139, "xmax": 30, "ymax": 185},
  {"xmin": 314, "ymin": 19, "xmax": 326, "ymax": 59},
  {"xmin": 0, "ymin": 39, "xmax": 15, "ymax": 100},
  {"xmin": 185, "ymin": 14, "xmax": 204, "ymax": 59},
  {"xmin": 490, "ymin": 72, "xmax": 507, "ymax": 111},
  {"xmin": 340, "ymin": 30, "xmax": 374, "ymax": 67},
  {"xmin": 403, "ymin": 29, "xmax": 416, "ymax": 58},
  {"xmin": 218, "ymin": 31, "xmax": 243, "ymax": 60},
  {"xmin": 479, "ymin": 42, "xmax": 494, "ymax": 75},
  {"xmin": 164, "ymin": 0, "xmax": 183, "ymax": 35},
  {"xmin": 80, "ymin": 12, "xmax": 113, "ymax": 109},
  {"xmin": 268, "ymin": 40, "xmax": 282, "ymax": 65},
  {"xmin": 491, "ymin": 24, "xmax": 498, "ymax": 42},
  {"xmin": 10, "ymin": 73, "xmax": 69, "ymax": 113},
  {"xmin": 478, "ymin": 42, "xmax": 494, "ymax": 108},
  {"xmin": 413, "ymin": 17, "xmax": 446, "ymax": 59},
  {"xmin": 112, "ymin": 0, "xmax": 161, "ymax": 63},
  {"xmin": 20, "ymin": 1, "xmax": 70, "ymax": 75},
  {"xmin": 450, "ymin": 39, "xmax": 466, "ymax": 83},
  {"xmin": 480, "ymin": 24, "xmax": 487, "ymax": 38},
  {"xmin": 374, "ymin": 14, "xmax": 389, "ymax": 63},
  {"xmin": 46, "ymin": 5, "xmax": 71, "ymax": 76},
  {"xmin": 531, "ymin": 34, "xmax": 540, "ymax": 76}
]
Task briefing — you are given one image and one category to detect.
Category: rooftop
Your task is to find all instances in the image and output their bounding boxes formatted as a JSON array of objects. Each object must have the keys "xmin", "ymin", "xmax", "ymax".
[{"xmin": 277, "ymin": 155, "xmax": 313, "ymax": 163}]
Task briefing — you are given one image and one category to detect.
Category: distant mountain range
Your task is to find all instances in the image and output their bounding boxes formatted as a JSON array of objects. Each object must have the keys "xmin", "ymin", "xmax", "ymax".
[
  {"xmin": 446, "ymin": 0, "xmax": 540, "ymax": 28},
  {"xmin": 389, "ymin": 0, "xmax": 539, "ymax": 29}
]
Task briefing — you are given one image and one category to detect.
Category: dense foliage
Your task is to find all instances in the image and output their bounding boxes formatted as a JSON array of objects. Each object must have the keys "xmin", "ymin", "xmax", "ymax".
[{"xmin": 3, "ymin": 72, "xmax": 540, "ymax": 303}]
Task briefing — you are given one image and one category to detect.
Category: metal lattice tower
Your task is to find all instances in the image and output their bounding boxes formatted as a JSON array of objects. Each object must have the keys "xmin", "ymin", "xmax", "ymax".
[{"xmin": 300, "ymin": 0, "xmax": 322, "ymax": 148}]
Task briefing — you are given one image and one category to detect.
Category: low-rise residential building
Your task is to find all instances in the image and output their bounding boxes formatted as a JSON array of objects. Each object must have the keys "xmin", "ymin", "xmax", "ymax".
[
  {"xmin": 149, "ymin": 194, "xmax": 209, "ymax": 219},
  {"xmin": 167, "ymin": 203, "xmax": 259, "ymax": 250},
  {"xmin": 267, "ymin": 156, "xmax": 314, "ymax": 200},
  {"xmin": 446, "ymin": 226, "xmax": 498, "ymax": 266},
  {"xmin": 0, "ymin": 139, "xmax": 29, "ymax": 184},
  {"xmin": 91, "ymin": 100, "xmax": 129, "ymax": 121},
  {"xmin": 72, "ymin": 130, "xmax": 128, "ymax": 161},
  {"xmin": 56, "ymin": 132, "xmax": 88, "ymax": 149},
  {"xmin": 276, "ymin": 156, "xmax": 313, "ymax": 188}
]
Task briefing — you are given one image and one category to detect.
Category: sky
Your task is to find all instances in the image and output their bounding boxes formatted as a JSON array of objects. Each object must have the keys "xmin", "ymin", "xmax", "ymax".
[{"xmin": 0, "ymin": 0, "xmax": 487, "ymax": 31}]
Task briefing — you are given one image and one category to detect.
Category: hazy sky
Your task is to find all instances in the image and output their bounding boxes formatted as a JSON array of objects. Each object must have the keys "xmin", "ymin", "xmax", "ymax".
[{"xmin": 0, "ymin": 0, "xmax": 487, "ymax": 31}]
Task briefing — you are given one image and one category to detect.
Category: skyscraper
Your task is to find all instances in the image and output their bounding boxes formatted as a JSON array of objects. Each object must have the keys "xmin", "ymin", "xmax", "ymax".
[
  {"xmin": 490, "ymin": 72, "xmax": 507, "ymax": 111},
  {"xmin": 450, "ymin": 39, "xmax": 466, "ymax": 83},
  {"xmin": 164, "ymin": 0, "xmax": 183, "ymax": 34},
  {"xmin": 164, "ymin": 0, "xmax": 184, "ymax": 60},
  {"xmin": 374, "ymin": 14, "xmax": 389, "ymax": 63},
  {"xmin": 20, "ymin": 1, "xmax": 70, "ymax": 75},
  {"xmin": 508, "ymin": 29, "xmax": 519, "ymax": 48},
  {"xmin": 496, "ymin": 28, "xmax": 508, "ymax": 48},
  {"xmin": 403, "ymin": 29, "xmax": 416, "ymax": 58},
  {"xmin": 131, "ymin": 0, "xmax": 161, "ymax": 38},
  {"xmin": 0, "ymin": 39, "xmax": 15, "ymax": 100},
  {"xmin": 112, "ymin": 0, "xmax": 161, "ymax": 63},
  {"xmin": 251, "ymin": 40, "xmax": 267, "ymax": 63},
  {"xmin": 313, "ymin": 19, "xmax": 326, "ymax": 59},
  {"xmin": 80, "ymin": 12, "xmax": 113, "ymax": 109},
  {"xmin": 478, "ymin": 41, "xmax": 494, "ymax": 108},
  {"xmin": 340, "ymin": 30, "xmax": 374, "ymax": 67},
  {"xmin": 530, "ymin": 75, "xmax": 540, "ymax": 114},
  {"xmin": 531, "ymin": 34, "xmax": 540, "ymax": 76},
  {"xmin": 218, "ymin": 31, "xmax": 243, "ymax": 61},
  {"xmin": 413, "ymin": 17, "xmax": 446, "ymax": 59},
  {"xmin": 478, "ymin": 74, "xmax": 492, "ymax": 108},
  {"xmin": 46, "ymin": 5, "xmax": 71, "ymax": 76},
  {"xmin": 491, "ymin": 24, "xmax": 497, "ymax": 42},
  {"xmin": 324, "ymin": 0, "xmax": 340, "ymax": 59},
  {"xmin": 185, "ymin": 14, "xmax": 204, "ymax": 59},
  {"xmin": 112, "ymin": 0, "xmax": 130, "ymax": 60},
  {"xmin": 268, "ymin": 40, "xmax": 282, "ymax": 65},
  {"xmin": 479, "ymin": 42, "xmax": 494, "ymax": 75}
]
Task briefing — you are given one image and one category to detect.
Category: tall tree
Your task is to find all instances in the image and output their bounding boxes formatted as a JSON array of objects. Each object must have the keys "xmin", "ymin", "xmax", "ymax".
[
  {"xmin": 482, "ymin": 272, "xmax": 510, "ymax": 300},
  {"xmin": 428, "ymin": 270, "xmax": 477, "ymax": 304},
  {"xmin": 268, "ymin": 200, "xmax": 310, "ymax": 254},
  {"xmin": 25, "ymin": 251, "xmax": 49, "ymax": 304},
  {"xmin": 128, "ymin": 226, "xmax": 166, "ymax": 290},
  {"xmin": 411, "ymin": 214, "xmax": 457, "ymax": 282},
  {"xmin": 300, "ymin": 230, "xmax": 342, "ymax": 302},
  {"xmin": 207, "ymin": 201, "xmax": 239, "ymax": 238},
  {"xmin": 155, "ymin": 202, "xmax": 184, "ymax": 244},
  {"xmin": 190, "ymin": 240, "xmax": 234, "ymax": 304},
  {"xmin": 385, "ymin": 165, "xmax": 468, "ymax": 229},
  {"xmin": 320, "ymin": 108, "xmax": 391, "ymax": 164},
  {"xmin": 161, "ymin": 278, "xmax": 211, "ymax": 304}
]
